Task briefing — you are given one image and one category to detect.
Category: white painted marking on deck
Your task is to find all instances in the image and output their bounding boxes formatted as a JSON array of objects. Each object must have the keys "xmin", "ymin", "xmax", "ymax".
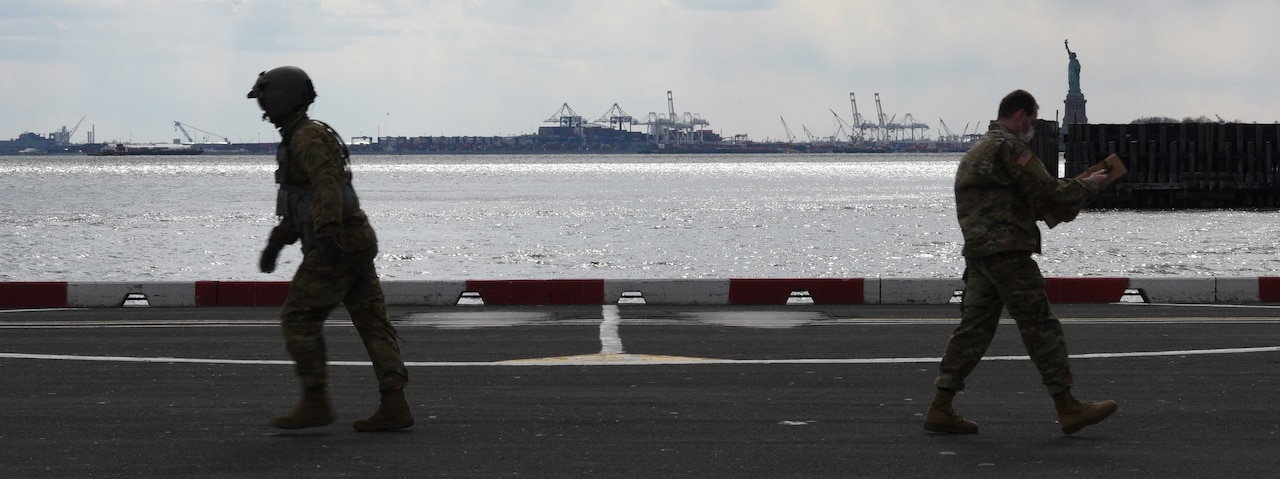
[
  {"xmin": 1124, "ymin": 303, "xmax": 1280, "ymax": 310},
  {"xmin": 600, "ymin": 305, "xmax": 623, "ymax": 354},
  {"xmin": 3, "ymin": 346, "xmax": 1277, "ymax": 367}
]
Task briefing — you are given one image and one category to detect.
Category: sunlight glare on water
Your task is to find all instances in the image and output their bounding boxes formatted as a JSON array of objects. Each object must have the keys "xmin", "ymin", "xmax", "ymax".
[{"xmin": 1, "ymin": 153, "xmax": 1276, "ymax": 281}]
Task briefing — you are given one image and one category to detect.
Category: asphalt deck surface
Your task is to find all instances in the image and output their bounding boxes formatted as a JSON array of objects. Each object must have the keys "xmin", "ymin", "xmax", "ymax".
[{"xmin": 2, "ymin": 303, "xmax": 1278, "ymax": 478}]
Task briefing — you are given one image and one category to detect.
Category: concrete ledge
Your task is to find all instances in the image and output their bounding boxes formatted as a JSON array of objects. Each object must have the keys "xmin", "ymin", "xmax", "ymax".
[
  {"xmin": 68, "ymin": 282, "xmax": 196, "ymax": 307},
  {"xmin": 862, "ymin": 279, "xmax": 882, "ymax": 305},
  {"xmin": 604, "ymin": 279, "xmax": 730, "ymax": 305},
  {"xmin": 1129, "ymin": 277, "xmax": 1216, "ymax": 304},
  {"xmin": 1216, "ymin": 277, "xmax": 1260, "ymax": 303},
  {"xmin": 382, "ymin": 281, "xmax": 467, "ymax": 306},
  {"xmin": 879, "ymin": 278, "xmax": 962, "ymax": 304}
]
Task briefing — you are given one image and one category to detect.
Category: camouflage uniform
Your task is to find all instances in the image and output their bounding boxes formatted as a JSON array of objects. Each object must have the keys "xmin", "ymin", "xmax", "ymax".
[
  {"xmin": 269, "ymin": 113, "xmax": 408, "ymax": 393},
  {"xmin": 934, "ymin": 122, "xmax": 1099, "ymax": 396}
]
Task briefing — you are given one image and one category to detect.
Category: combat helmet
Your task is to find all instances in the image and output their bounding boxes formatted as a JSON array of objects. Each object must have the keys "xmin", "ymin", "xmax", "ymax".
[{"xmin": 247, "ymin": 66, "xmax": 316, "ymax": 124}]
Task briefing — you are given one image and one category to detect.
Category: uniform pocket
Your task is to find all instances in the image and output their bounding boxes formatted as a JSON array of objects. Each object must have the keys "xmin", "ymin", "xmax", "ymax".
[{"xmin": 340, "ymin": 213, "xmax": 378, "ymax": 253}]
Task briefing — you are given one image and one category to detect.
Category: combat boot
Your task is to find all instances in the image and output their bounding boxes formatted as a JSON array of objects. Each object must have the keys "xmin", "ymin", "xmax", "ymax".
[
  {"xmin": 271, "ymin": 386, "xmax": 335, "ymax": 429},
  {"xmin": 1054, "ymin": 391, "xmax": 1117, "ymax": 435},
  {"xmin": 923, "ymin": 388, "xmax": 979, "ymax": 434},
  {"xmin": 353, "ymin": 388, "xmax": 414, "ymax": 432}
]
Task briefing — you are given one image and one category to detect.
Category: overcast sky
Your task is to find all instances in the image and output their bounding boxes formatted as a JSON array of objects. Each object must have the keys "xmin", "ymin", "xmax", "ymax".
[{"xmin": 4, "ymin": 0, "xmax": 1278, "ymax": 145}]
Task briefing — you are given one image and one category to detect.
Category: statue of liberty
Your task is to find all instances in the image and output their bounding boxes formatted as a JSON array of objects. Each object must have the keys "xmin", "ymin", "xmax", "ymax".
[{"xmin": 1065, "ymin": 39, "xmax": 1082, "ymax": 96}]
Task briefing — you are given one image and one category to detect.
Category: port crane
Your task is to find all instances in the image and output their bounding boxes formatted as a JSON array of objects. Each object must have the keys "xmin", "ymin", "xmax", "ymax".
[
  {"xmin": 830, "ymin": 109, "xmax": 854, "ymax": 143},
  {"xmin": 53, "ymin": 116, "xmax": 86, "ymax": 145},
  {"xmin": 174, "ymin": 121, "xmax": 230, "ymax": 144},
  {"xmin": 874, "ymin": 93, "xmax": 889, "ymax": 142},
  {"xmin": 849, "ymin": 93, "xmax": 875, "ymax": 141},
  {"xmin": 668, "ymin": 91, "xmax": 708, "ymax": 143},
  {"xmin": 938, "ymin": 118, "xmax": 969, "ymax": 148},
  {"xmin": 543, "ymin": 103, "xmax": 586, "ymax": 145},
  {"xmin": 544, "ymin": 103, "xmax": 583, "ymax": 128},
  {"xmin": 68, "ymin": 116, "xmax": 85, "ymax": 142},
  {"xmin": 595, "ymin": 103, "xmax": 634, "ymax": 131},
  {"xmin": 938, "ymin": 119, "xmax": 956, "ymax": 142},
  {"xmin": 802, "ymin": 125, "xmax": 818, "ymax": 143},
  {"xmin": 779, "ymin": 116, "xmax": 796, "ymax": 143},
  {"xmin": 634, "ymin": 91, "xmax": 708, "ymax": 144},
  {"xmin": 897, "ymin": 113, "xmax": 930, "ymax": 140}
]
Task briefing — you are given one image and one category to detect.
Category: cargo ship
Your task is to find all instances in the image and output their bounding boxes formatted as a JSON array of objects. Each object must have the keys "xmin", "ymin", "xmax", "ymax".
[{"xmin": 86, "ymin": 143, "xmax": 203, "ymax": 156}]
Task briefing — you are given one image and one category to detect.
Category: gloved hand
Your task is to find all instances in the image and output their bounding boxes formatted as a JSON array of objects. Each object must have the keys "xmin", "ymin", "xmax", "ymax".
[
  {"xmin": 316, "ymin": 236, "xmax": 346, "ymax": 266},
  {"xmin": 1089, "ymin": 170, "xmax": 1110, "ymax": 188},
  {"xmin": 259, "ymin": 242, "xmax": 284, "ymax": 273}
]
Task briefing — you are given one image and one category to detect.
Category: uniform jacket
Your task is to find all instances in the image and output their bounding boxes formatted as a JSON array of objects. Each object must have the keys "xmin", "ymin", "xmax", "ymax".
[
  {"xmin": 954, "ymin": 123, "xmax": 1099, "ymax": 258},
  {"xmin": 269, "ymin": 114, "xmax": 378, "ymax": 260}
]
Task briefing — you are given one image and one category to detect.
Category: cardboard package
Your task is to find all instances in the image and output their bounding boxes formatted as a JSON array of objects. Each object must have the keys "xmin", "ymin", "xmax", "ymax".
[{"xmin": 1040, "ymin": 154, "xmax": 1127, "ymax": 228}]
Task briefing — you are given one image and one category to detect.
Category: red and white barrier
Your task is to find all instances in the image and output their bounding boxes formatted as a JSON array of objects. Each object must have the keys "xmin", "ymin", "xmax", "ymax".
[
  {"xmin": 605, "ymin": 279, "xmax": 729, "ymax": 305},
  {"xmin": 1214, "ymin": 276, "xmax": 1280, "ymax": 303},
  {"xmin": 2, "ymin": 277, "xmax": 1279, "ymax": 308}
]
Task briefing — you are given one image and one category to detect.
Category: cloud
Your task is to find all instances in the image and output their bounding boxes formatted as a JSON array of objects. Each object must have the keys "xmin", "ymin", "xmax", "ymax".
[
  {"xmin": 672, "ymin": 0, "xmax": 778, "ymax": 11},
  {"xmin": 321, "ymin": 0, "xmax": 389, "ymax": 16},
  {"xmin": 4, "ymin": 0, "xmax": 1280, "ymax": 144}
]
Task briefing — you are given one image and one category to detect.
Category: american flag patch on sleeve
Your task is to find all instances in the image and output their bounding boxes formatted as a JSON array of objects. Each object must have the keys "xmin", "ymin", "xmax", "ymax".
[{"xmin": 1017, "ymin": 150, "xmax": 1032, "ymax": 167}]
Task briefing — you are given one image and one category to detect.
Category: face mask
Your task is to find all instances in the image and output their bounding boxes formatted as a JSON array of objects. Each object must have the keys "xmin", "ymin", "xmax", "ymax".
[{"xmin": 1018, "ymin": 117, "xmax": 1035, "ymax": 143}]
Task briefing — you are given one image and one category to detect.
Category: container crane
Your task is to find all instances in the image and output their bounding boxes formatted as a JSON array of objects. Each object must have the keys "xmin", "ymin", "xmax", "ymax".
[
  {"xmin": 636, "ymin": 91, "xmax": 707, "ymax": 144},
  {"xmin": 898, "ymin": 113, "xmax": 930, "ymax": 140},
  {"xmin": 595, "ymin": 103, "xmax": 634, "ymax": 131},
  {"xmin": 543, "ymin": 103, "xmax": 583, "ymax": 128},
  {"xmin": 543, "ymin": 103, "xmax": 586, "ymax": 145},
  {"xmin": 664, "ymin": 91, "xmax": 685, "ymax": 144},
  {"xmin": 668, "ymin": 91, "xmax": 708, "ymax": 144},
  {"xmin": 849, "ymin": 93, "xmax": 873, "ymax": 141},
  {"xmin": 874, "ymin": 93, "xmax": 888, "ymax": 142},
  {"xmin": 667, "ymin": 91, "xmax": 678, "ymax": 123}
]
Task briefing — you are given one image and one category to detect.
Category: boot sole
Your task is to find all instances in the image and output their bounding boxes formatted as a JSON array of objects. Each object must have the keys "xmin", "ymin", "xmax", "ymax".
[
  {"xmin": 353, "ymin": 417, "xmax": 414, "ymax": 432},
  {"xmin": 271, "ymin": 415, "xmax": 336, "ymax": 429},
  {"xmin": 923, "ymin": 421, "xmax": 979, "ymax": 434}
]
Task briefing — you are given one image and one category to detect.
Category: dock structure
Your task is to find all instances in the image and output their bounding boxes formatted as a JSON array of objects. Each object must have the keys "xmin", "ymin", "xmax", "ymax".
[{"xmin": 1065, "ymin": 122, "xmax": 1280, "ymax": 208}]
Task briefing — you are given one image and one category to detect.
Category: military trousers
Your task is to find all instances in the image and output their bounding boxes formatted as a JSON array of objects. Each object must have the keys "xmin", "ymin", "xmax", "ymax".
[
  {"xmin": 933, "ymin": 251, "xmax": 1074, "ymax": 396},
  {"xmin": 279, "ymin": 249, "xmax": 408, "ymax": 392}
]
